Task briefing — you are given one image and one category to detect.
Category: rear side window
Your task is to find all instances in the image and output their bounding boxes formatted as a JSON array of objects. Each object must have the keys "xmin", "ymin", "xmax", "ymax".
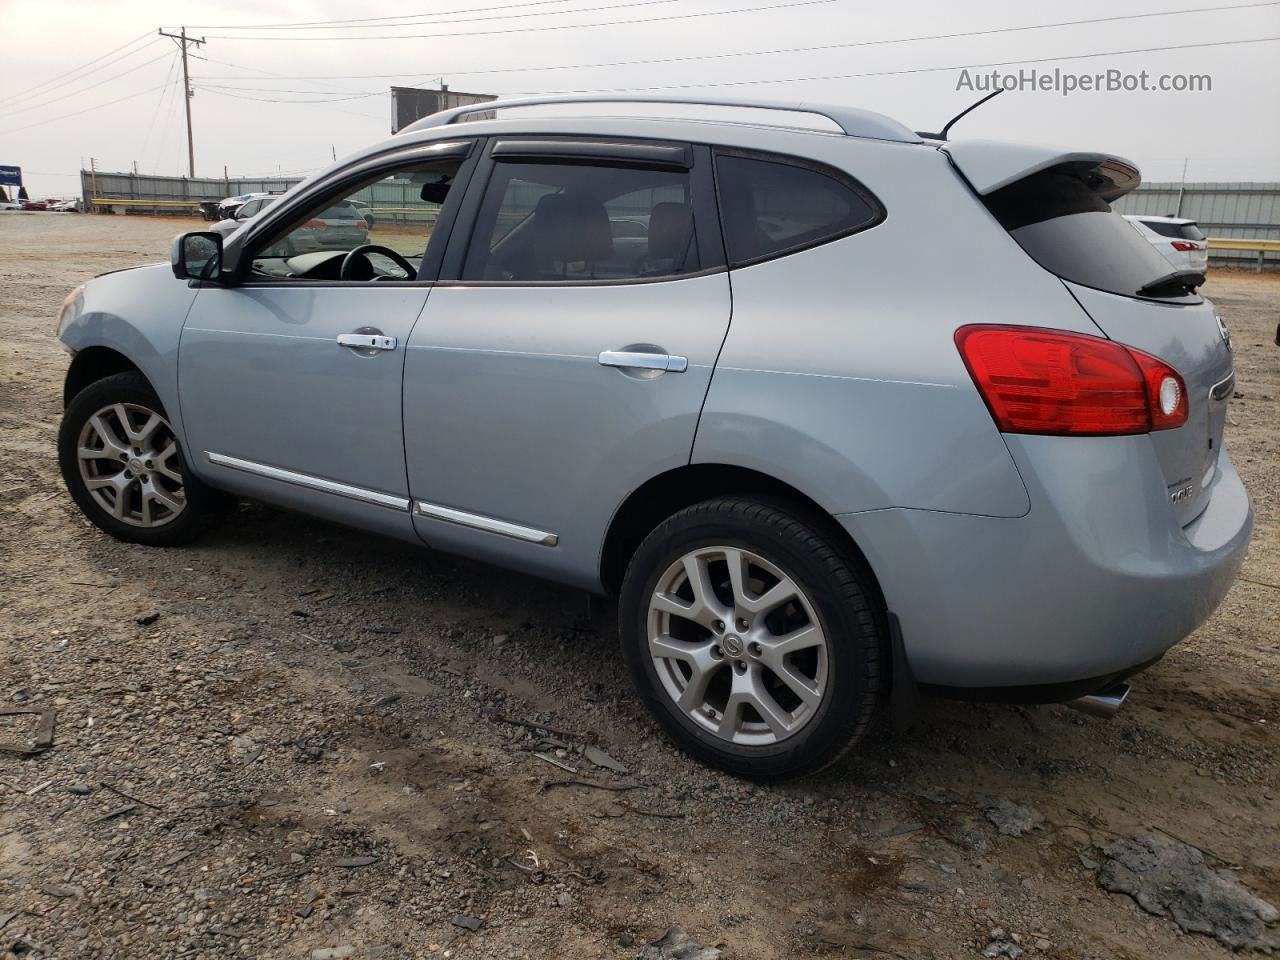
[
  {"xmin": 714, "ymin": 152, "xmax": 882, "ymax": 266},
  {"xmin": 985, "ymin": 166, "xmax": 1201, "ymax": 301},
  {"xmin": 462, "ymin": 161, "xmax": 699, "ymax": 282}
]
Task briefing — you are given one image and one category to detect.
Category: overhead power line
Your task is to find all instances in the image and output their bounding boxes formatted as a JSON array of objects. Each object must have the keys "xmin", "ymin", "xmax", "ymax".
[
  {"xmin": 138, "ymin": 53, "xmax": 182, "ymax": 167},
  {"xmin": 197, "ymin": 87, "xmax": 381, "ymax": 104},
  {"xmin": 6, "ymin": 82, "xmax": 171, "ymax": 135},
  {"xmin": 530, "ymin": 34, "xmax": 1280, "ymax": 95},
  {"xmin": 186, "ymin": 0, "xmax": 578, "ymax": 29},
  {"xmin": 0, "ymin": 50, "xmax": 174, "ymax": 118},
  {"xmin": 189, "ymin": 0, "xmax": 1280, "ymax": 82},
  {"xmin": 182, "ymin": 0, "xmax": 682, "ymax": 32},
  {"xmin": 199, "ymin": 0, "xmax": 845, "ymax": 41},
  {"xmin": 3, "ymin": 31, "xmax": 155, "ymax": 101}
]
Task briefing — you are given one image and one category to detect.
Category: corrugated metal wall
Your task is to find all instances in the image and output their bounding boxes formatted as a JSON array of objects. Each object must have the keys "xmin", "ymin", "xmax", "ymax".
[
  {"xmin": 1112, "ymin": 182, "xmax": 1280, "ymax": 269},
  {"xmin": 80, "ymin": 171, "xmax": 303, "ymax": 215}
]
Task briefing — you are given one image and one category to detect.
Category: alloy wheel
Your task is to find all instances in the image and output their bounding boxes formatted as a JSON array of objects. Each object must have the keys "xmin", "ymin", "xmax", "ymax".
[
  {"xmin": 646, "ymin": 546, "xmax": 829, "ymax": 746},
  {"xmin": 76, "ymin": 402, "xmax": 186, "ymax": 527}
]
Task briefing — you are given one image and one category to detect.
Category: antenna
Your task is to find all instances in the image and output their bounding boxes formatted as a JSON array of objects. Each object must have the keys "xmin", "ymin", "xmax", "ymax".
[{"xmin": 917, "ymin": 88, "xmax": 1003, "ymax": 142}]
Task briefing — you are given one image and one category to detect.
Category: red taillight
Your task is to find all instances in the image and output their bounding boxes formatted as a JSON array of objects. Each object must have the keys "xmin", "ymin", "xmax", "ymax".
[
  {"xmin": 1170, "ymin": 240, "xmax": 1198, "ymax": 252},
  {"xmin": 356, "ymin": 220, "xmax": 369, "ymax": 231},
  {"xmin": 303, "ymin": 219, "xmax": 325, "ymax": 229},
  {"xmin": 954, "ymin": 325, "xmax": 1188, "ymax": 436}
]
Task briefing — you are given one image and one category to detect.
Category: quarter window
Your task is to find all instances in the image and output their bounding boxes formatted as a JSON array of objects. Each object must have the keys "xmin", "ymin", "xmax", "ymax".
[
  {"xmin": 462, "ymin": 161, "xmax": 699, "ymax": 282},
  {"xmin": 715, "ymin": 153, "xmax": 882, "ymax": 266}
]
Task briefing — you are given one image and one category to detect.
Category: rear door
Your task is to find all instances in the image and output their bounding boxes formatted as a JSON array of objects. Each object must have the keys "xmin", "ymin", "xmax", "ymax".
[{"xmin": 402, "ymin": 138, "xmax": 730, "ymax": 588}]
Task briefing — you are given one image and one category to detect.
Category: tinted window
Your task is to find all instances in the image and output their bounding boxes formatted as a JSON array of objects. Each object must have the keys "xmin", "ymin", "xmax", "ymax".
[
  {"xmin": 463, "ymin": 161, "xmax": 698, "ymax": 282},
  {"xmin": 986, "ymin": 169, "xmax": 1200, "ymax": 301},
  {"xmin": 715, "ymin": 153, "xmax": 881, "ymax": 265},
  {"xmin": 1141, "ymin": 219, "xmax": 1204, "ymax": 241}
]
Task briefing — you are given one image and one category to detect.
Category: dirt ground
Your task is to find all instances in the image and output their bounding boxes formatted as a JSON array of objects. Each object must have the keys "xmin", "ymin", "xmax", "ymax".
[{"xmin": 0, "ymin": 211, "xmax": 1277, "ymax": 960}]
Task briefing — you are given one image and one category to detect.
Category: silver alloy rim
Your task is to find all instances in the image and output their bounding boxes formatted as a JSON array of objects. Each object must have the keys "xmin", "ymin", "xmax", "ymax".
[
  {"xmin": 77, "ymin": 402, "xmax": 186, "ymax": 527},
  {"xmin": 646, "ymin": 546, "xmax": 829, "ymax": 746}
]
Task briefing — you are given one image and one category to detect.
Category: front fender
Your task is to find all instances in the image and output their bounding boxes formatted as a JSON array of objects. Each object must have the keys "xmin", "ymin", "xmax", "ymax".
[{"xmin": 58, "ymin": 263, "xmax": 198, "ymax": 450}]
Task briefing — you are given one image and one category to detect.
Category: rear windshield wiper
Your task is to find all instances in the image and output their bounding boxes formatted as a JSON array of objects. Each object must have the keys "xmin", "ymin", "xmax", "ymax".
[{"xmin": 1136, "ymin": 269, "xmax": 1205, "ymax": 298}]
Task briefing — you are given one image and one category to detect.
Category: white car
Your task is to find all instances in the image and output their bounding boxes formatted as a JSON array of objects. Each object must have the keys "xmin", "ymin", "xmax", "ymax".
[
  {"xmin": 49, "ymin": 198, "xmax": 80, "ymax": 212},
  {"xmin": 1125, "ymin": 215, "xmax": 1209, "ymax": 274}
]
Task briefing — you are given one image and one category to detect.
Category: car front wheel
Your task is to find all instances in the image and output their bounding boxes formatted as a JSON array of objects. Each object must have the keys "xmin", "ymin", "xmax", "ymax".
[
  {"xmin": 619, "ymin": 497, "xmax": 886, "ymax": 780},
  {"xmin": 57, "ymin": 371, "xmax": 222, "ymax": 546}
]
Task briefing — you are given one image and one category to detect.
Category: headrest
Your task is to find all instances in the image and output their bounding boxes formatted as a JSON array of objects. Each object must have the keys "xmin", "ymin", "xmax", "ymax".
[
  {"xmin": 533, "ymin": 193, "xmax": 612, "ymax": 263},
  {"xmin": 647, "ymin": 202, "xmax": 694, "ymax": 264}
]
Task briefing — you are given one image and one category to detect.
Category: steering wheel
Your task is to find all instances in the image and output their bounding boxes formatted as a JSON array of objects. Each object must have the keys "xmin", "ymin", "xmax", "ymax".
[{"xmin": 339, "ymin": 244, "xmax": 416, "ymax": 281}]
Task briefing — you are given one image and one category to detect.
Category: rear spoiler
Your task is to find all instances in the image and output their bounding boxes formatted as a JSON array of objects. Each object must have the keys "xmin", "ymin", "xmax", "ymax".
[{"xmin": 942, "ymin": 140, "xmax": 1140, "ymax": 201}]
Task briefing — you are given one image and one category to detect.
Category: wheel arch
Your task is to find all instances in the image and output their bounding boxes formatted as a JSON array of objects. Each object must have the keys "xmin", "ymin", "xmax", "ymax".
[
  {"xmin": 599, "ymin": 462, "xmax": 887, "ymax": 614},
  {"xmin": 64, "ymin": 346, "xmax": 144, "ymax": 407}
]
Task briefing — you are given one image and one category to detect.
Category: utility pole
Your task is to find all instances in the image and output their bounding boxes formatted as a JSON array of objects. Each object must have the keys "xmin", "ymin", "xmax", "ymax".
[{"xmin": 158, "ymin": 27, "xmax": 205, "ymax": 178}]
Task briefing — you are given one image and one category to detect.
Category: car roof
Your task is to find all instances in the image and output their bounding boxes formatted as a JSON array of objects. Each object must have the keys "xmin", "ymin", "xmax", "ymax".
[{"xmin": 398, "ymin": 94, "xmax": 922, "ymax": 143}]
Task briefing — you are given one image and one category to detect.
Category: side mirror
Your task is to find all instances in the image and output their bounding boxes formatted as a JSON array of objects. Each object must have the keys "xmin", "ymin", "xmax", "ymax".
[{"xmin": 171, "ymin": 232, "xmax": 224, "ymax": 282}]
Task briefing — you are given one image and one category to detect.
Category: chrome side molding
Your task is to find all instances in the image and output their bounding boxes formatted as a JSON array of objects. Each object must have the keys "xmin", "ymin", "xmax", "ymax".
[
  {"xmin": 413, "ymin": 500, "xmax": 558, "ymax": 546},
  {"xmin": 205, "ymin": 452, "xmax": 410, "ymax": 511}
]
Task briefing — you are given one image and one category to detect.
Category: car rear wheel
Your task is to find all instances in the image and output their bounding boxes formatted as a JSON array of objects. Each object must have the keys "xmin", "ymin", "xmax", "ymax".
[
  {"xmin": 619, "ymin": 497, "xmax": 885, "ymax": 780},
  {"xmin": 58, "ymin": 372, "xmax": 223, "ymax": 546}
]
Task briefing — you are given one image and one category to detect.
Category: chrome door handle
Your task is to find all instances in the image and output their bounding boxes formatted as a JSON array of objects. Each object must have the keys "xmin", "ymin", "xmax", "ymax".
[
  {"xmin": 597, "ymin": 350, "xmax": 688, "ymax": 373},
  {"xmin": 337, "ymin": 333, "xmax": 397, "ymax": 351}
]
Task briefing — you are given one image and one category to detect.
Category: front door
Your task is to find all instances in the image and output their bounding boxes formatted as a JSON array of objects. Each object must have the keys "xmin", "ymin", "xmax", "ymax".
[
  {"xmin": 178, "ymin": 151, "xmax": 469, "ymax": 540},
  {"xmin": 403, "ymin": 139, "xmax": 731, "ymax": 586}
]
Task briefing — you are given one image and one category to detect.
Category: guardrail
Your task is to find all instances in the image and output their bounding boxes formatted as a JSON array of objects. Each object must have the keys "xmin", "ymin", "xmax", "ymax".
[{"xmin": 1208, "ymin": 237, "xmax": 1280, "ymax": 272}]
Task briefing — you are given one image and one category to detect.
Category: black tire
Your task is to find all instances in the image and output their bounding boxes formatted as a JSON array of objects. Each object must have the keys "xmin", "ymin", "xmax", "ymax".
[
  {"xmin": 57, "ymin": 371, "xmax": 224, "ymax": 546},
  {"xmin": 619, "ymin": 497, "xmax": 885, "ymax": 780}
]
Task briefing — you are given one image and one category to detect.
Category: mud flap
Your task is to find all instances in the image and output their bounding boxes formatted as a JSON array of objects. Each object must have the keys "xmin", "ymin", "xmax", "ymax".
[{"xmin": 889, "ymin": 613, "xmax": 920, "ymax": 737}]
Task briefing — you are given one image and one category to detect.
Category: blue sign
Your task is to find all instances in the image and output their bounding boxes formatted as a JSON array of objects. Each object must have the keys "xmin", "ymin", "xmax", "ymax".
[{"xmin": 0, "ymin": 166, "xmax": 20, "ymax": 187}]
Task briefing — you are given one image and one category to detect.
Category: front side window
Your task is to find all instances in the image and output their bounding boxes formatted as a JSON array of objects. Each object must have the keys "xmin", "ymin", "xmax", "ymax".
[
  {"xmin": 715, "ymin": 152, "xmax": 882, "ymax": 266},
  {"xmin": 462, "ymin": 161, "xmax": 699, "ymax": 282},
  {"xmin": 249, "ymin": 158, "xmax": 461, "ymax": 281}
]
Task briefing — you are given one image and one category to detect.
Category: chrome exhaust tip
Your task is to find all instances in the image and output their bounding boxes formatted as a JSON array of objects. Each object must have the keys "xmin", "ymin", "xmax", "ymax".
[{"xmin": 1067, "ymin": 682, "xmax": 1130, "ymax": 718}]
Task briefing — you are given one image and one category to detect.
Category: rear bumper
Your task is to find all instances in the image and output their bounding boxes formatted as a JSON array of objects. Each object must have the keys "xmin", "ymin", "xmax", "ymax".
[{"xmin": 837, "ymin": 436, "xmax": 1253, "ymax": 689}]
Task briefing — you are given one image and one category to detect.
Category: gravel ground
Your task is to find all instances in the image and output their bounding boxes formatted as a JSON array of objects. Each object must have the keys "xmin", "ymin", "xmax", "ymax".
[{"xmin": 1, "ymin": 212, "xmax": 1278, "ymax": 960}]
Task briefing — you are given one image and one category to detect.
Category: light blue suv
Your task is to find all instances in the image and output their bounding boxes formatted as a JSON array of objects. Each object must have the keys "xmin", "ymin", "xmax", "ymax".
[{"xmin": 55, "ymin": 96, "xmax": 1252, "ymax": 779}]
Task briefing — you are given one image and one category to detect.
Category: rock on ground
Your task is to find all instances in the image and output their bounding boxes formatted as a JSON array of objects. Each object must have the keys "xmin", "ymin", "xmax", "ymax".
[
  {"xmin": 980, "ymin": 797, "xmax": 1044, "ymax": 837},
  {"xmin": 638, "ymin": 926, "xmax": 723, "ymax": 960},
  {"xmin": 1099, "ymin": 832, "xmax": 1280, "ymax": 951}
]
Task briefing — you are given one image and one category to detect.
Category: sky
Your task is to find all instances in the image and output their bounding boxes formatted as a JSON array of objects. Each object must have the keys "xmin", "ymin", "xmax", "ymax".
[{"xmin": 1, "ymin": 0, "xmax": 1278, "ymax": 200}]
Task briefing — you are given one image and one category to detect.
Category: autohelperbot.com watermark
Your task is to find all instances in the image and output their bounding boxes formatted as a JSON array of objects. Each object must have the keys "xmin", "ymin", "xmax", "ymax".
[{"xmin": 956, "ymin": 67, "xmax": 1212, "ymax": 97}]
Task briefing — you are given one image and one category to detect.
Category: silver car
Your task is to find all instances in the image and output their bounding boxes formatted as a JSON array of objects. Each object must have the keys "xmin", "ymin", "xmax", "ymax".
[{"xmin": 54, "ymin": 95, "xmax": 1252, "ymax": 779}]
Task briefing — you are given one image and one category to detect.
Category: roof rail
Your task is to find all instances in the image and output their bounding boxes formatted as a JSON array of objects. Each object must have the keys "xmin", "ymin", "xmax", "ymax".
[{"xmin": 398, "ymin": 94, "xmax": 922, "ymax": 144}]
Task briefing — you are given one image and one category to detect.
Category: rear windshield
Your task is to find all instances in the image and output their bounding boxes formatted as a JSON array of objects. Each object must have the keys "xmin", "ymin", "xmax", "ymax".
[
  {"xmin": 319, "ymin": 201, "xmax": 360, "ymax": 219},
  {"xmin": 984, "ymin": 168, "xmax": 1200, "ymax": 302},
  {"xmin": 1141, "ymin": 219, "xmax": 1205, "ymax": 241}
]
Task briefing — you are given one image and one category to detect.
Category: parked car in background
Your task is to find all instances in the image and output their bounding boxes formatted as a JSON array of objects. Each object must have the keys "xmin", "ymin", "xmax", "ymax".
[
  {"xmin": 53, "ymin": 94, "xmax": 1251, "ymax": 780},
  {"xmin": 217, "ymin": 192, "xmax": 284, "ymax": 221},
  {"xmin": 1124, "ymin": 215, "xmax": 1209, "ymax": 274},
  {"xmin": 209, "ymin": 195, "xmax": 369, "ymax": 255},
  {"xmin": 19, "ymin": 199, "xmax": 48, "ymax": 211},
  {"xmin": 209, "ymin": 195, "xmax": 280, "ymax": 238},
  {"xmin": 49, "ymin": 199, "xmax": 80, "ymax": 212}
]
